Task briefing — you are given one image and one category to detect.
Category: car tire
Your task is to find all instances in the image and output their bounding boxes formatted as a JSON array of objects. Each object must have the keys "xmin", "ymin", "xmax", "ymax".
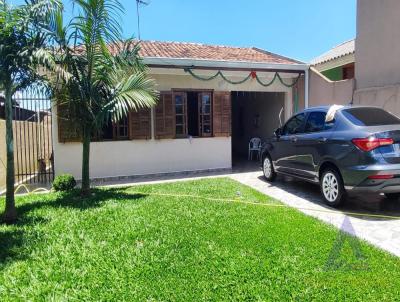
[
  {"xmin": 384, "ymin": 193, "xmax": 400, "ymax": 200},
  {"xmin": 263, "ymin": 155, "xmax": 276, "ymax": 182},
  {"xmin": 320, "ymin": 168, "xmax": 345, "ymax": 207}
]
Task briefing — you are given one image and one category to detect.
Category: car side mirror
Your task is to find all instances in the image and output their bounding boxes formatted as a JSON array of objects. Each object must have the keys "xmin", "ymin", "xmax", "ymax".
[{"xmin": 274, "ymin": 127, "xmax": 282, "ymax": 137}]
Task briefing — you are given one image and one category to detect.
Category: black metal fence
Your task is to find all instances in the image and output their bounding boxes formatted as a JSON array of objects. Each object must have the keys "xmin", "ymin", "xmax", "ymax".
[{"xmin": 6, "ymin": 88, "xmax": 54, "ymax": 185}]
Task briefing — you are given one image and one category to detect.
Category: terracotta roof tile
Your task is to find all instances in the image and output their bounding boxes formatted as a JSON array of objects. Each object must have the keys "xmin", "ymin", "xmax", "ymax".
[{"xmin": 136, "ymin": 40, "xmax": 301, "ymax": 64}]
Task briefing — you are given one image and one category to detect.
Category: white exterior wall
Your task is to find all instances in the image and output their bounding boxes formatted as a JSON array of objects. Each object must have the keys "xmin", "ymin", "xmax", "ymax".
[{"xmin": 53, "ymin": 69, "xmax": 295, "ymax": 180}]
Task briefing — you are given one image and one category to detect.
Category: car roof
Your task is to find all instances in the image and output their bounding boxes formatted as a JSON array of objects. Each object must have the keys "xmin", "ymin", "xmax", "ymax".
[{"xmin": 298, "ymin": 105, "xmax": 383, "ymax": 114}]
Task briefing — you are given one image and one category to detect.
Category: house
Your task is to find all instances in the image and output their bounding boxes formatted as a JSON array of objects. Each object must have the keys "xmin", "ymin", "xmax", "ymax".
[
  {"xmin": 54, "ymin": 41, "xmax": 309, "ymax": 180},
  {"xmin": 310, "ymin": 39, "xmax": 355, "ymax": 81}
]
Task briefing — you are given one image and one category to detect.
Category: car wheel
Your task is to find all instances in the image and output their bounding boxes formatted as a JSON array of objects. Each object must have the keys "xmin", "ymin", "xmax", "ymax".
[
  {"xmin": 320, "ymin": 168, "xmax": 345, "ymax": 207},
  {"xmin": 384, "ymin": 193, "xmax": 400, "ymax": 200},
  {"xmin": 263, "ymin": 155, "xmax": 276, "ymax": 182}
]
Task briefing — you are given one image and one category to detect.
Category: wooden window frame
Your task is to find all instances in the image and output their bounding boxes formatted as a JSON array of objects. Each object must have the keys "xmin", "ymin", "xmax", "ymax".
[
  {"xmin": 92, "ymin": 116, "xmax": 130, "ymax": 142},
  {"xmin": 172, "ymin": 89, "xmax": 214, "ymax": 138},
  {"xmin": 198, "ymin": 92, "xmax": 212, "ymax": 137},
  {"xmin": 173, "ymin": 91, "xmax": 188, "ymax": 138},
  {"xmin": 112, "ymin": 117, "xmax": 129, "ymax": 140}
]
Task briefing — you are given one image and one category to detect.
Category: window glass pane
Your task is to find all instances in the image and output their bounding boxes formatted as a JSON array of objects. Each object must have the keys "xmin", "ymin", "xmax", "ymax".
[
  {"xmin": 176, "ymin": 125, "xmax": 184, "ymax": 135},
  {"xmin": 202, "ymin": 95, "xmax": 211, "ymax": 106},
  {"xmin": 305, "ymin": 112, "xmax": 326, "ymax": 133},
  {"xmin": 203, "ymin": 105, "xmax": 211, "ymax": 114},
  {"xmin": 175, "ymin": 95, "xmax": 183, "ymax": 105},
  {"xmin": 203, "ymin": 115, "xmax": 210, "ymax": 123},
  {"xmin": 175, "ymin": 105, "xmax": 183, "ymax": 114},
  {"xmin": 282, "ymin": 113, "xmax": 305, "ymax": 135},
  {"xmin": 203, "ymin": 125, "xmax": 211, "ymax": 134},
  {"xmin": 342, "ymin": 108, "xmax": 400, "ymax": 126},
  {"xmin": 176, "ymin": 115, "xmax": 184, "ymax": 125}
]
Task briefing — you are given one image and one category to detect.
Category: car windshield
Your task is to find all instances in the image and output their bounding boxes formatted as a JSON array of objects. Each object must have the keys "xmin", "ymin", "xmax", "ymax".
[{"xmin": 342, "ymin": 107, "xmax": 400, "ymax": 126}]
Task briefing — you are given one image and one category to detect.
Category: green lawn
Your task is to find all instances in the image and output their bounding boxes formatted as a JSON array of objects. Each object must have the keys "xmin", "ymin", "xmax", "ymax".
[{"xmin": 1, "ymin": 178, "xmax": 400, "ymax": 301}]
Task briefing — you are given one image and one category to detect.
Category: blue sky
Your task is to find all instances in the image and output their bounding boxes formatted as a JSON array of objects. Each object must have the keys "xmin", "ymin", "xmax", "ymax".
[
  {"xmin": 128, "ymin": 0, "xmax": 357, "ymax": 62},
  {"xmin": 12, "ymin": 0, "xmax": 357, "ymax": 62}
]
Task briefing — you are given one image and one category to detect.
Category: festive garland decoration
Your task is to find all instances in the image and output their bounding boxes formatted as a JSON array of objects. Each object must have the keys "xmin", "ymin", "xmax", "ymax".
[
  {"xmin": 184, "ymin": 68, "xmax": 302, "ymax": 88},
  {"xmin": 255, "ymin": 72, "xmax": 278, "ymax": 87}
]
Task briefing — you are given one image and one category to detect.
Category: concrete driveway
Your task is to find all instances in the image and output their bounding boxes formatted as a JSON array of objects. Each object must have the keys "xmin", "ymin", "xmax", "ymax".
[{"xmin": 230, "ymin": 168, "xmax": 400, "ymax": 257}]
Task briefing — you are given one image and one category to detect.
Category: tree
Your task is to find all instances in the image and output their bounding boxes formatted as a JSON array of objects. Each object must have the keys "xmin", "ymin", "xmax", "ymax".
[
  {"xmin": 49, "ymin": 0, "xmax": 157, "ymax": 196},
  {"xmin": 0, "ymin": 0, "xmax": 59, "ymax": 223}
]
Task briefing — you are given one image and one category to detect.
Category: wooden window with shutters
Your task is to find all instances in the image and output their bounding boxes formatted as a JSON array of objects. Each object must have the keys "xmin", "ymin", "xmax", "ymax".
[
  {"xmin": 92, "ymin": 117, "xmax": 129, "ymax": 141},
  {"xmin": 155, "ymin": 92, "xmax": 175, "ymax": 139},
  {"xmin": 213, "ymin": 91, "xmax": 231, "ymax": 137},
  {"xmin": 129, "ymin": 108, "xmax": 151, "ymax": 139},
  {"xmin": 57, "ymin": 103, "xmax": 82, "ymax": 143},
  {"xmin": 113, "ymin": 117, "xmax": 129, "ymax": 140},
  {"xmin": 155, "ymin": 90, "xmax": 231, "ymax": 139}
]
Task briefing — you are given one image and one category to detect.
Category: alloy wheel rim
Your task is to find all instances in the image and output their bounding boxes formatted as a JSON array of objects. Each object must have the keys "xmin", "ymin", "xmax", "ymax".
[
  {"xmin": 322, "ymin": 172, "xmax": 339, "ymax": 202},
  {"xmin": 264, "ymin": 158, "xmax": 272, "ymax": 178}
]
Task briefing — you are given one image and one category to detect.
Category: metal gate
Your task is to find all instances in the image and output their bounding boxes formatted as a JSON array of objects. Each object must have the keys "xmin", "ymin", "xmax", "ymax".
[{"xmin": 10, "ymin": 87, "xmax": 54, "ymax": 185}]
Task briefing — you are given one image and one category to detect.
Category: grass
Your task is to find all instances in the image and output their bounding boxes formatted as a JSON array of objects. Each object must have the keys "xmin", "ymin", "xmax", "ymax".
[{"xmin": 0, "ymin": 177, "xmax": 400, "ymax": 301}]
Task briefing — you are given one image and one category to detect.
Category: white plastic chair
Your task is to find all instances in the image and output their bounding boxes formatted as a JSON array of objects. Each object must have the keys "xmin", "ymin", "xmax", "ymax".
[{"xmin": 248, "ymin": 137, "xmax": 262, "ymax": 160}]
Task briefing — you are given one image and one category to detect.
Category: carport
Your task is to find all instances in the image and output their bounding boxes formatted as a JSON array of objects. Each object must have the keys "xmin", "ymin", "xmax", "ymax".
[{"xmin": 231, "ymin": 91, "xmax": 286, "ymax": 165}]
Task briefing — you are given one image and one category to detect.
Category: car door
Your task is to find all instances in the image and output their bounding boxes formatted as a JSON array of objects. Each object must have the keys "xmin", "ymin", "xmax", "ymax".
[
  {"xmin": 294, "ymin": 110, "xmax": 335, "ymax": 180},
  {"xmin": 274, "ymin": 112, "xmax": 306, "ymax": 174}
]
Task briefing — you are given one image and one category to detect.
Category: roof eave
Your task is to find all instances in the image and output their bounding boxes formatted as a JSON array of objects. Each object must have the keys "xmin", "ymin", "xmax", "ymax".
[{"xmin": 143, "ymin": 57, "xmax": 309, "ymax": 73}]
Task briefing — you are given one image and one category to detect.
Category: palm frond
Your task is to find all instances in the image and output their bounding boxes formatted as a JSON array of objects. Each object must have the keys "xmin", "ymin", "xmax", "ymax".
[{"xmin": 107, "ymin": 71, "xmax": 158, "ymax": 122}]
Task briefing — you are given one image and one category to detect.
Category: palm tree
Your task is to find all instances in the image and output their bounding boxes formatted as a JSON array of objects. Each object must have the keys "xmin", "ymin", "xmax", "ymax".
[
  {"xmin": 0, "ymin": 0, "xmax": 59, "ymax": 223},
  {"xmin": 48, "ymin": 0, "xmax": 157, "ymax": 196}
]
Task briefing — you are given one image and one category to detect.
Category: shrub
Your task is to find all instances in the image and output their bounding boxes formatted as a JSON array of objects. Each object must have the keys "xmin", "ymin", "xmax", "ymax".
[{"xmin": 52, "ymin": 174, "xmax": 76, "ymax": 192}]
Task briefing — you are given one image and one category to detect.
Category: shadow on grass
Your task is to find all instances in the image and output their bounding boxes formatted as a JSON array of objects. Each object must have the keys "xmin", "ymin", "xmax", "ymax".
[
  {"xmin": 0, "ymin": 229, "xmax": 24, "ymax": 264},
  {"xmin": 17, "ymin": 188, "xmax": 147, "ymax": 214},
  {"xmin": 0, "ymin": 188, "xmax": 147, "ymax": 266}
]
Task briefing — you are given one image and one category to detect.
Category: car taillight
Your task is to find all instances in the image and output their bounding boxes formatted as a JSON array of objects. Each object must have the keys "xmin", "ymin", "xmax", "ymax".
[
  {"xmin": 368, "ymin": 174, "xmax": 394, "ymax": 180},
  {"xmin": 351, "ymin": 137, "xmax": 393, "ymax": 152}
]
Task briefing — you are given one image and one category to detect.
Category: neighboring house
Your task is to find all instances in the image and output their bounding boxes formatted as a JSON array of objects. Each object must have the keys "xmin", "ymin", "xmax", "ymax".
[
  {"xmin": 54, "ymin": 41, "xmax": 308, "ymax": 180},
  {"xmin": 353, "ymin": 0, "xmax": 400, "ymax": 116},
  {"xmin": 309, "ymin": 0, "xmax": 400, "ymax": 116},
  {"xmin": 311, "ymin": 39, "xmax": 355, "ymax": 81}
]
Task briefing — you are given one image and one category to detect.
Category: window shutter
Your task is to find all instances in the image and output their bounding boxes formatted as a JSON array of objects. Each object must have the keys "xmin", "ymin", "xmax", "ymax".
[
  {"xmin": 129, "ymin": 108, "xmax": 151, "ymax": 139},
  {"xmin": 213, "ymin": 91, "xmax": 231, "ymax": 137},
  {"xmin": 57, "ymin": 104, "xmax": 82, "ymax": 143},
  {"xmin": 155, "ymin": 92, "xmax": 175, "ymax": 139}
]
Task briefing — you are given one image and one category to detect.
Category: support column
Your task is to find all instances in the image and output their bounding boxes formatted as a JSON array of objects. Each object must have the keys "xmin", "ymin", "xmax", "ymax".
[{"xmin": 305, "ymin": 68, "xmax": 310, "ymax": 108}]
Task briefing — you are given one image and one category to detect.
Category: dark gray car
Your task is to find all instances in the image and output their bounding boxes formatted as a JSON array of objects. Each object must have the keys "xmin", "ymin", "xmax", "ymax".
[{"xmin": 260, "ymin": 105, "xmax": 400, "ymax": 207}]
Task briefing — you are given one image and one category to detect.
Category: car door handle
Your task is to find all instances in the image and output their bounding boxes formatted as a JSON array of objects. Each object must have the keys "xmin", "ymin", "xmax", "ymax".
[
  {"xmin": 290, "ymin": 136, "xmax": 298, "ymax": 143},
  {"xmin": 318, "ymin": 137, "xmax": 327, "ymax": 143}
]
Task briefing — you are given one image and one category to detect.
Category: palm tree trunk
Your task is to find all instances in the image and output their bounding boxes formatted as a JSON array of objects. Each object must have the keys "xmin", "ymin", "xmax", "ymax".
[
  {"xmin": 81, "ymin": 125, "xmax": 91, "ymax": 196},
  {"xmin": 3, "ymin": 83, "xmax": 17, "ymax": 223}
]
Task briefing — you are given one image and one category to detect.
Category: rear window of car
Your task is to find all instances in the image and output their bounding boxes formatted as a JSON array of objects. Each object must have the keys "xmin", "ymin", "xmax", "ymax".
[{"xmin": 342, "ymin": 107, "xmax": 400, "ymax": 126}]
